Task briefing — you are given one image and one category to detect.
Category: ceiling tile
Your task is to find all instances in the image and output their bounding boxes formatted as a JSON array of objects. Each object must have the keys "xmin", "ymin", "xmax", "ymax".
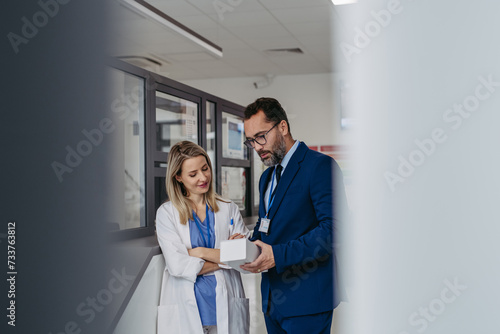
[
  {"xmin": 192, "ymin": 27, "xmax": 243, "ymax": 45},
  {"xmin": 217, "ymin": 38, "xmax": 250, "ymax": 51},
  {"xmin": 148, "ymin": 0, "xmax": 203, "ymax": 17},
  {"xmin": 259, "ymin": 0, "xmax": 332, "ymax": 9},
  {"xmin": 173, "ymin": 14, "xmax": 219, "ymax": 30},
  {"xmin": 109, "ymin": 0, "xmax": 337, "ymax": 80},
  {"xmin": 283, "ymin": 21, "xmax": 332, "ymax": 37},
  {"xmin": 243, "ymin": 36, "xmax": 302, "ymax": 51},
  {"xmin": 216, "ymin": 10, "xmax": 277, "ymax": 27},
  {"xmin": 229, "ymin": 24, "xmax": 291, "ymax": 39},
  {"xmin": 270, "ymin": 6, "xmax": 334, "ymax": 23},
  {"xmin": 295, "ymin": 34, "xmax": 332, "ymax": 49},
  {"xmin": 186, "ymin": 0, "xmax": 267, "ymax": 15},
  {"xmin": 166, "ymin": 52, "xmax": 219, "ymax": 62}
]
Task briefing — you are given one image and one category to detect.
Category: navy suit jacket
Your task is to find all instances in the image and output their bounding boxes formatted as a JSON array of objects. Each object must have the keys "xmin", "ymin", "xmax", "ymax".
[{"xmin": 251, "ymin": 142, "xmax": 347, "ymax": 317}]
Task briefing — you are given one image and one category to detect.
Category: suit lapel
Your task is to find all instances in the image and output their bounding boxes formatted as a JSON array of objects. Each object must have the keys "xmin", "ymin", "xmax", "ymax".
[{"xmin": 268, "ymin": 142, "xmax": 308, "ymax": 219}]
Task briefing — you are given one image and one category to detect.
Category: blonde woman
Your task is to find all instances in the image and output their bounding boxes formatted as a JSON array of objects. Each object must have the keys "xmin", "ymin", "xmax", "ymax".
[{"xmin": 156, "ymin": 141, "xmax": 250, "ymax": 334}]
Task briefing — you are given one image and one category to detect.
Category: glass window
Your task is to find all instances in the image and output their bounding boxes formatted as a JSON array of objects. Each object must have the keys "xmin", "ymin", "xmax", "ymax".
[
  {"xmin": 156, "ymin": 92, "xmax": 198, "ymax": 153},
  {"xmin": 107, "ymin": 68, "xmax": 146, "ymax": 230},
  {"xmin": 222, "ymin": 112, "xmax": 247, "ymax": 160},
  {"xmin": 221, "ymin": 167, "xmax": 246, "ymax": 211},
  {"xmin": 252, "ymin": 149, "xmax": 266, "ymax": 211},
  {"xmin": 206, "ymin": 101, "xmax": 216, "ymax": 171}
]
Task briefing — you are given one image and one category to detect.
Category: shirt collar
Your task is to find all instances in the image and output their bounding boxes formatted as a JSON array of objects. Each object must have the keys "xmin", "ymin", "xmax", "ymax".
[{"xmin": 277, "ymin": 140, "xmax": 299, "ymax": 172}]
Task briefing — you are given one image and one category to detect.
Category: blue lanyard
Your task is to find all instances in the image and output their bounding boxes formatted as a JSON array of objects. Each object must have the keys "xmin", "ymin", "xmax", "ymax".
[
  {"xmin": 193, "ymin": 204, "xmax": 211, "ymax": 248},
  {"xmin": 266, "ymin": 168, "xmax": 278, "ymax": 218}
]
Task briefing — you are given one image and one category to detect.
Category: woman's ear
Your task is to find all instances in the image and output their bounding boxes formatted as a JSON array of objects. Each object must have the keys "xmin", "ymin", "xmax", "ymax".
[{"xmin": 175, "ymin": 175, "xmax": 182, "ymax": 183}]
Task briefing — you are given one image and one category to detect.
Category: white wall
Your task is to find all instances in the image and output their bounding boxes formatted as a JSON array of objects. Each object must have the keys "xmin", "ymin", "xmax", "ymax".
[{"xmin": 182, "ymin": 72, "xmax": 352, "ymax": 147}]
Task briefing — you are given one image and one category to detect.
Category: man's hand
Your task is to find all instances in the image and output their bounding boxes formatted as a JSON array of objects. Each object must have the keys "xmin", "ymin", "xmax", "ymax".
[{"xmin": 240, "ymin": 240, "xmax": 275, "ymax": 273}]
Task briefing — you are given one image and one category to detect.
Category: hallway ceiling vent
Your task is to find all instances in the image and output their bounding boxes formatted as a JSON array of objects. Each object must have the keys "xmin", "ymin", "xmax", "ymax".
[
  {"xmin": 118, "ymin": 55, "xmax": 169, "ymax": 71},
  {"xmin": 264, "ymin": 48, "xmax": 304, "ymax": 56}
]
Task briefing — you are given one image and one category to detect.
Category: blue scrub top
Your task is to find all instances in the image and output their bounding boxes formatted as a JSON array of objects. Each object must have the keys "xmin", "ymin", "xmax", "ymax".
[{"xmin": 189, "ymin": 208, "xmax": 216, "ymax": 326}]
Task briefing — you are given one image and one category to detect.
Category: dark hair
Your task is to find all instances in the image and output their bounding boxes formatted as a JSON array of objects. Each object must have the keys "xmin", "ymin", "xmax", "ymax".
[{"xmin": 244, "ymin": 97, "xmax": 291, "ymax": 134}]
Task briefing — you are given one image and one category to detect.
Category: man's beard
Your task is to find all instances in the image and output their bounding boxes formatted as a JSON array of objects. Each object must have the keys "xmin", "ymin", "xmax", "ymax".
[{"xmin": 259, "ymin": 133, "xmax": 287, "ymax": 167}]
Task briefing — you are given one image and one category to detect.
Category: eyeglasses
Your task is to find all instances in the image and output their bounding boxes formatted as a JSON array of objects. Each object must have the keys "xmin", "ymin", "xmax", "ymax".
[{"xmin": 244, "ymin": 122, "xmax": 280, "ymax": 148}]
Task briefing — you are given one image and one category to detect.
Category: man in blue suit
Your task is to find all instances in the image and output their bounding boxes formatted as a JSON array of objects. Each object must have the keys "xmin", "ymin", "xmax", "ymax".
[{"xmin": 241, "ymin": 97, "xmax": 348, "ymax": 334}]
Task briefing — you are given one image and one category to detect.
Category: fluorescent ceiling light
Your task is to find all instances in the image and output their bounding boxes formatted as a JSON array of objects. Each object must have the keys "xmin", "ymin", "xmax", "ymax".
[
  {"xmin": 331, "ymin": 0, "xmax": 358, "ymax": 5},
  {"xmin": 119, "ymin": 0, "xmax": 223, "ymax": 58}
]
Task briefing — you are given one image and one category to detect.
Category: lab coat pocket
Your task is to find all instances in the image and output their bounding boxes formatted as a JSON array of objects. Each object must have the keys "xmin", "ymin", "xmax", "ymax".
[
  {"xmin": 157, "ymin": 304, "xmax": 181, "ymax": 334},
  {"xmin": 228, "ymin": 296, "xmax": 250, "ymax": 334}
]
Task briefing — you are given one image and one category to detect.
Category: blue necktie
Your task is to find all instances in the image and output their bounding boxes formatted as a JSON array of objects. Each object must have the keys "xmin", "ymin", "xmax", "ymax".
[{"xmin": 270, "ymin": 164, "xmax": 282, "ymax": 199}]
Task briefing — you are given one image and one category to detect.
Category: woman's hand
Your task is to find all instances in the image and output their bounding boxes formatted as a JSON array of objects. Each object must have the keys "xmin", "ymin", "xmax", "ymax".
[{"xmin": 229, "ymin": 233, "xmax": 245, "ymax": 240}]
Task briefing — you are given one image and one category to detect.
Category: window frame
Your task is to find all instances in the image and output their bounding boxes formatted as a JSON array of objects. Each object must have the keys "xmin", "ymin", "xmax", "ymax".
[{"xmin": 108, "ymin": 59, "xmax": 255, "ymax": 240}]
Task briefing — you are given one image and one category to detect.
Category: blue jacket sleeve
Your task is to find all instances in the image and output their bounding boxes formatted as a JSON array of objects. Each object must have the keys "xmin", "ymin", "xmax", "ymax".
[{"xmin": 250, "ymin": 219, "xmax": 262, "ymax": 241}]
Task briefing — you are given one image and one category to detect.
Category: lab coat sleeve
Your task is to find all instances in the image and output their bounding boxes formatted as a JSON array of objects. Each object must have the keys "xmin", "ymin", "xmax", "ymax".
[
  {"xmin": 156, "ymin": 204, "xmax": 204, "ymax": 283},
  {"xmin": 272, "ymin": 156, "xmax": 344, "ymax": 274}
]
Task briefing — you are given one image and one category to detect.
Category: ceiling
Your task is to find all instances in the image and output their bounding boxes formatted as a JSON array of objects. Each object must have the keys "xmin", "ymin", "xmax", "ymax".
[{"xmin": 108, "ymin": 0, "xmax": 346, "ymax": 81}]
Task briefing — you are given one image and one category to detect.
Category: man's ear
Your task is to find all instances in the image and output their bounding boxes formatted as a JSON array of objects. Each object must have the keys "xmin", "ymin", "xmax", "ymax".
[{"xmin": 279, "ymin": 120, "xmax": 289, "ymax": 136}]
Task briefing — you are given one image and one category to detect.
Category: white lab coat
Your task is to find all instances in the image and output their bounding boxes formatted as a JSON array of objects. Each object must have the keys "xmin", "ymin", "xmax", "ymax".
[{"xmin": 156, "ymin": 200, "xmax": 250, "ymax": 334}]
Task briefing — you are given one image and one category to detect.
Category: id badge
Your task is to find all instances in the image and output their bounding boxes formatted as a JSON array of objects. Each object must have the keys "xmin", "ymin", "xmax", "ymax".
[{"xmin": 259, "ymin": 218, "xmax": 271, "ymax": 234}]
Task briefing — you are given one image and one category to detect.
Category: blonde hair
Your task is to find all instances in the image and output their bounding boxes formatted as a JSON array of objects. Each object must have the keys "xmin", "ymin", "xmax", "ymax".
[{"xmin": 165, "ymin": 141, "xmax": 226, "ymax": 225}]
